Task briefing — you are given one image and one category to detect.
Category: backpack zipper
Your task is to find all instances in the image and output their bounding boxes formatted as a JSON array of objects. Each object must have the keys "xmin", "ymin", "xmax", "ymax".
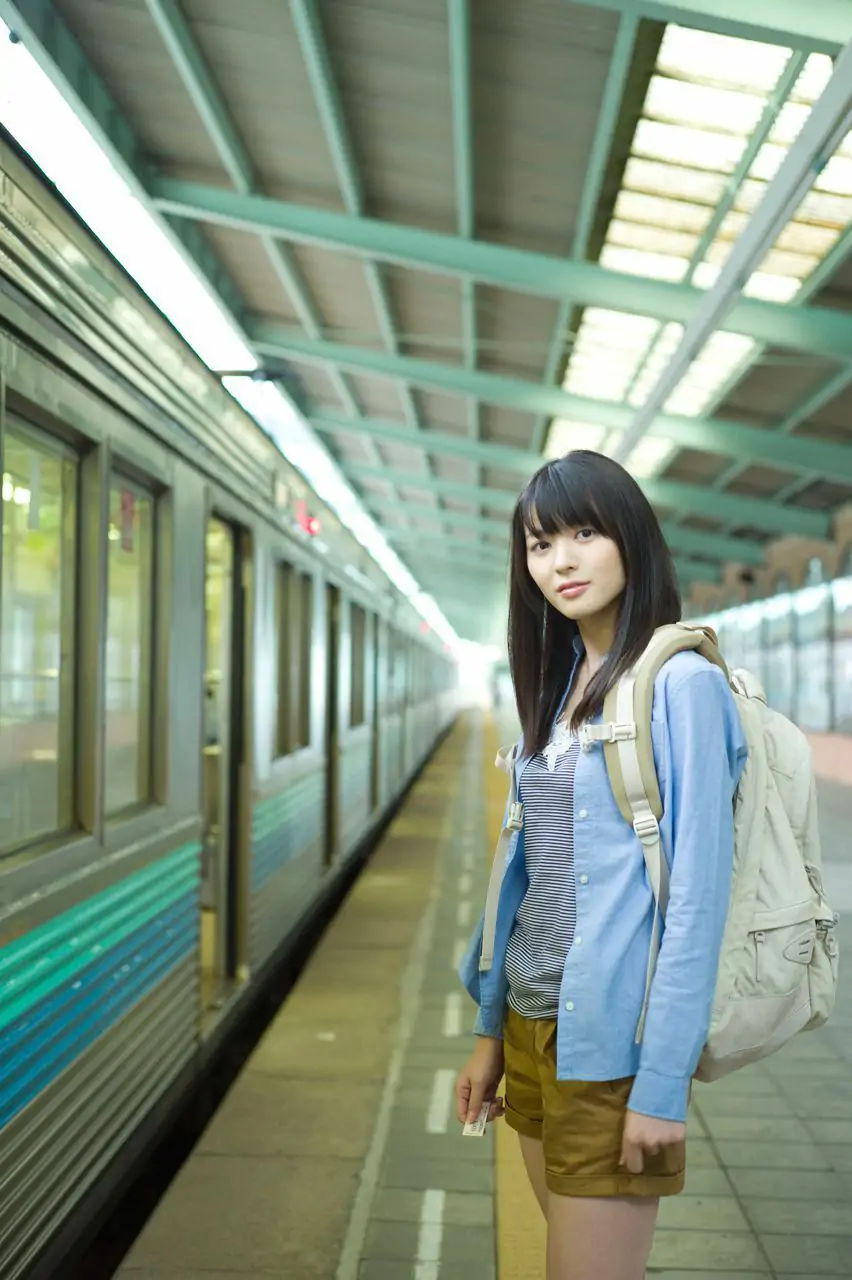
[{"xmin": 754, "ymin": 930, "xmax": 766, "ymax": 981}]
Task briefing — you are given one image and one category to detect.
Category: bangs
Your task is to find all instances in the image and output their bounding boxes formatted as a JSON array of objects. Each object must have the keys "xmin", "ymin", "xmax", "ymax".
[{"xmin": 519, "ymin": 457, "xmax": 610, "ymax": 538}]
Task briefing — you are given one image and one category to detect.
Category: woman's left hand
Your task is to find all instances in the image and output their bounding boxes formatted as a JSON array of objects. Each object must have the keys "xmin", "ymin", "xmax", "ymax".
[{"xmin": 620, "ymin": 1109, "xmax": 686, "ymax": 1174}]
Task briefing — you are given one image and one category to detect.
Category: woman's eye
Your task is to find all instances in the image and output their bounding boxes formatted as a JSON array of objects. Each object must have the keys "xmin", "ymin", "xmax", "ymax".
[
  {"xmin": 528, "ymin": 540, "xmax": 550, "ymax": 552},
  {"xmin": 576, "ymin": 528, "xmax": 596, "ymax": 541}
]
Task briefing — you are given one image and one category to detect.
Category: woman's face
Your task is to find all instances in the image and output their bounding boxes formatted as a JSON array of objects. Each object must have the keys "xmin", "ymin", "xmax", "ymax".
[{"xmin": 525, "ymin": 523, "xmax": 626, "ymax": 624}]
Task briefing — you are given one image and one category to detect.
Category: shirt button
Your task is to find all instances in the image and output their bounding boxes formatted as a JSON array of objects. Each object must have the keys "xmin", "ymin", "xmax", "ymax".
[
  {"xmin": 575, "ymin": 937, "xmax": 582, "ymax": 945},
  {"xmin": 565, "ymin": 1001, "xmax": 575, "ymax": 1012},
  {"xmin": 578, "ymin": 809, "xmax": 588, "ymax": 819},
  {"xmin": 579, "ymin": 874, "xmax": 589, "ymax": 885}
]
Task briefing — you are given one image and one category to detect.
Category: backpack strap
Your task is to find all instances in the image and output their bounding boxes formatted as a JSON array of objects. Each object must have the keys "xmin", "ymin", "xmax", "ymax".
[
  {"xmin": 480, "ymin": 744, "xmax": 523, "ymax": 972},
  {"xmin": 591, "ymin": 623, "xmax": 730, "ymax": 1041}
]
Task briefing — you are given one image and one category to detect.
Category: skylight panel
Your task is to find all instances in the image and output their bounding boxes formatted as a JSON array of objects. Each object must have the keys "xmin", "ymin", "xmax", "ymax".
[
  {"xmin": 741, "ymin": 273, "xmax": 802, "ymax": 302},
  {"xmin": 795, "ymin": 189, "xmax": 852, "ymax": 228},
  {"xmin": 749, "ymin": 141, "xmax": 789, "ymax": 183},
  {"xmin": 633, "ymin": 120, "xmax": 747, "ymax": 173},
  {"xmin": 605, "ymin": 219, "xmax": 701, "ymax": 259},
  {"xmin": 789, "ymin": 53, "xmax": 834, "ymax": 105},
  {"xmin": 624, "ymin": 436, "xmax": 677, "ymax": 478},
  {"xmin": 599, "ymin": 244, "xmax": 690, "ymax": 282},
  {"xmin": 614, "ymin": 191, "xmax": 714, "ymax": 233},
  {"xmin": 579, "ymin": 309, "xmax": 660, "ymax": 347},
  {"xmin": 622, "ymin": 158, "xmax": 729, "ymax": 206},
  {"xmin": 656, "ymin": 26, "xmax": 790, "ymax": 94},
  {"xmin": 544, "ymin": 420, "xmax": 610, "ymax": 460},
  {"xmin": 815, "ymin": 155, "xmax": 852, "ymax": 197},
  {"xmin": 644, "ymin": 76, "xmax": 766, "ymax": 135}
]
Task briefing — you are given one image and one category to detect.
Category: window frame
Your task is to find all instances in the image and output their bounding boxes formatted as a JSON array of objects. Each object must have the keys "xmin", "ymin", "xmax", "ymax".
[
  {"xmin": 103, "ymin": 470, "xmax": 157, "ymax": 820},
  {"xmin": 0, "ymin": 414, "xmax": 79, "ymax": 856}
]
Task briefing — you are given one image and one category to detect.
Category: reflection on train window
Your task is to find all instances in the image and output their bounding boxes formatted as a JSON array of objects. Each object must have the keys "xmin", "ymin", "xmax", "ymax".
[
  {"xmin": 0, "ymin": 427, "xmax": 76, "ymax": 852},
  {"xmin": 275, "ymin": 563, "xmax": 313, "ymax": 756},
  {"xmin": 350, "ymin": 604, "xmax": 366, "ymax": 727},
  {"xmin": 104, "ymin": 479, "xmax": 154, "ymax": 816}
]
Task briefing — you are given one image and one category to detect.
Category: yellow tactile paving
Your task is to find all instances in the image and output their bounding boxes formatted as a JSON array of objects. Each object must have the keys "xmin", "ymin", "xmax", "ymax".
[{"xmin": 485, "ymin": 714, "xmax": 547, "ymax": 1280}]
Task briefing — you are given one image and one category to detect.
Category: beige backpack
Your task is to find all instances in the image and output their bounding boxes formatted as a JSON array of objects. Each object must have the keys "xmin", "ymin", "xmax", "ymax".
[{"xmin": 574, "ymin": 622, "xmax": 839, "ymax": 1081}]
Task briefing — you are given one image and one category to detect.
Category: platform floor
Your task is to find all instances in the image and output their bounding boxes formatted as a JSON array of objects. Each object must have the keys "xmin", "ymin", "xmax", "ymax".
[{"xmin": 116, "ymin": 712, "xmax": 852, "ymax": 1280}]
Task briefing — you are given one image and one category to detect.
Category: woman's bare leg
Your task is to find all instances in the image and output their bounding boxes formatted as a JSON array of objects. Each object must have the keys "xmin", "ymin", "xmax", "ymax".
[
  {"xmin": 547, "ymin": 1194, "xmax": 659, "ymax": 1280},
  {"xmin": 518, "ymin": 1134, "xmax": 549, "ymax": 1216}
]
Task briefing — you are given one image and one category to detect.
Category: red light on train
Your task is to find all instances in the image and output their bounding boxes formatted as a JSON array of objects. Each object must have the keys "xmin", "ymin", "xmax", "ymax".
[{"xmin": 295, "ymin": 500, "xmax": 320, "ymax": 537}]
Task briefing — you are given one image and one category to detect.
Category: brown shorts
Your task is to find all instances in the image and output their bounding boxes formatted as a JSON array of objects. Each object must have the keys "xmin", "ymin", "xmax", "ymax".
[{"xmin": 503, "ymin": 1007, "xmax": 686, "ymax": 1198}]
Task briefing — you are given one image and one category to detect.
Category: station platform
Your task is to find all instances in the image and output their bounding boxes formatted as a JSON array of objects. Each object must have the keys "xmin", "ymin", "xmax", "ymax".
[{"xmin": 116, "ymin": 712, "xmax": 852, "ymax": 1280}]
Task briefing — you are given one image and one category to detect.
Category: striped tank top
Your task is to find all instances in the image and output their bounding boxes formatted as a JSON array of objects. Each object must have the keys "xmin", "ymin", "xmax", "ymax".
[{"xmin": 505, "ymin": 721, "xmax": 579, "ymax": 1019}]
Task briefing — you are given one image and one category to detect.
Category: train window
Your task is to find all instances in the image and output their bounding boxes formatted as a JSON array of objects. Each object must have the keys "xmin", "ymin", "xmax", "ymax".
[
  {"xmin": 275, "ymin": 563, "xmax": 313, "ymax": 755},
  {"xmin": 104, "ymin": 478, "xmax": 154, "ymax": 815},
  {"xmin": 0, "ymin": 426, "xmax": 77, "ymax": 852},
  {"xmin": 350, "ymin": 604, "xmax": 366, "ymax": 727}
]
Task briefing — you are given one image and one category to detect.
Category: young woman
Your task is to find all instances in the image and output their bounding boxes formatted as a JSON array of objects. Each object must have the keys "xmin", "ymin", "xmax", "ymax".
[{"xmin": 456, "ymin": 451, "xmax": 748, "ymax": 1280}]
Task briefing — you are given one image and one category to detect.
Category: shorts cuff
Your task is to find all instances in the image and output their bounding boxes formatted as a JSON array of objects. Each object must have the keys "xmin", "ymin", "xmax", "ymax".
[
  {"xmin": 545, "ymin": 1170, "xmax": 686, "ymax": 1198},
  {"xmin": 503, "ymin": 1103, "xmax": 542, "ymax": 1141}
]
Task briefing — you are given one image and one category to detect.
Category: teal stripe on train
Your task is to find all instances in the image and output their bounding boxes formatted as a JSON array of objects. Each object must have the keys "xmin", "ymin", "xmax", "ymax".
[
  {"xmin": 252, "ymin": 768, "xmax": 324, "ymax": 890},
  {"xmin": 0, "ymin": 843, "xmax": 200, "ymax": 1024}
]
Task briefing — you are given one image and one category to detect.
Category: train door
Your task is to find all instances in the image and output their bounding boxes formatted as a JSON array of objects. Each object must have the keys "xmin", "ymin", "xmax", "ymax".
[
  {"xmin": 369, "ymin": 614, "xmax": 381, "ymax": 813},
  {"xmin": 200, "ymin": 516, "xmax": 247, "ymax": 1022},
  {"xmin": 324, "ymin": 583, "xmax": 341, "ymax": 864}
]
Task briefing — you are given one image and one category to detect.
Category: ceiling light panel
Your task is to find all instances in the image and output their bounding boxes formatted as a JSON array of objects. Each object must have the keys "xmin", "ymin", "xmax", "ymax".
[{"xmin": 557, "ymin": 28, "xmax": 852, "ymax": 479}]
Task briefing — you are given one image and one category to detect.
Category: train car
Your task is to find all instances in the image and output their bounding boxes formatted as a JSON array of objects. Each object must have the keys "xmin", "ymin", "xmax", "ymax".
[{"xmin": 0, "ymin": 133, "xmax": 458, "ymax": 1279}]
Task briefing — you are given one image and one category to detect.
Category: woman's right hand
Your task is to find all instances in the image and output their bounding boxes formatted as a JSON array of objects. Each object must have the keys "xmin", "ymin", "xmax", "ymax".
[{"xmin": 455, "ymin": 1035, "xmax": 506, "ymax": 1125}]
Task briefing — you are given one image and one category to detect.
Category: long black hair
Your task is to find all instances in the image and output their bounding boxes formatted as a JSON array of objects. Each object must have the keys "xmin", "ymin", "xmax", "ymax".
[{"xmin": 509, "ymin": 450, "xmax": 680, "ymax": 755}]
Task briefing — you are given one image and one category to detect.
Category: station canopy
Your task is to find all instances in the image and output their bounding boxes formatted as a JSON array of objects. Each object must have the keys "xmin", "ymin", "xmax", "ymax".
[{"xmin": 3, "ymin": 0, "xmax": 852, "ymax": 648}]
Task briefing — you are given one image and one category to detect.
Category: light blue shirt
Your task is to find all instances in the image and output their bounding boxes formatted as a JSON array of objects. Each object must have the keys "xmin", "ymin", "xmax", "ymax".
[{"xmin": 458, "ymin": 642, "xmax": 749, "ymax": 1125}]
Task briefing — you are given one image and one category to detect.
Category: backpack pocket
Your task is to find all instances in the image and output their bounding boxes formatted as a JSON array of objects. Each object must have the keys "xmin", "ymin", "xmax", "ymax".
[{"xmin": 746, "ymin": 900, "xmax": 816, "ymax": 1000}]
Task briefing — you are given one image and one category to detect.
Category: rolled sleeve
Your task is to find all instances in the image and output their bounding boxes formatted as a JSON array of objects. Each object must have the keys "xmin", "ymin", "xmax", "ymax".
[{"xmin": 629, "ymin": 666, "xmax": 748, "ymax": 1124}]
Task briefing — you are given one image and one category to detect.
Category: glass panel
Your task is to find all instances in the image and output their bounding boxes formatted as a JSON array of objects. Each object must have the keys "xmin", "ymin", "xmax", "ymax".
[
  {"xmin": 623, "ymin": 158, "xmax": 729, "ymax": 206},
  {"xmin": 606, "ymin": 218, "xmax": 701, "ymax": 259},
  {"xmin": 791, "ymin": 53, "xmax": 834, "ymax": 105},
  {"xmin": 633, "ymin": 120, "xmax": 747, "ymax": 174},
  {"xmin": 815, "ymin": 155, "xmax": 852, "ymax": 197},
  {"xmin": 599, "ymin": 244, "xmax": 690, "ymax": 282},
  {"xmin": 644, "ymin": 75, "xmax": 765, "ymax": 135},
  {"xmin": 350, "ymin": 604, "xmax": 366, "ymax": 728},
  {"xmin": 104, "ymin": 479, "xmax": 154, "ymax": 815},
  {"xmin": 1, "ymin": 427, "xmax": 76, "ymax": 851},
  {"xmin": 614, "ymin": 190, "xmax": 714, "ymax": 233},
  {"xmin": 656, "ymin": 26, "xmax": 790, "ymax": 94},
  {"xmin": 544, "ymin": 420, "xmax": 609, "ymax": 460},
  {"xmin": 275, "ymin": 563, "xmax": 313, "ymax": 756},
  {"xmin": 742, "ymin": 273, "xmax": 802, "ymax": 302}
]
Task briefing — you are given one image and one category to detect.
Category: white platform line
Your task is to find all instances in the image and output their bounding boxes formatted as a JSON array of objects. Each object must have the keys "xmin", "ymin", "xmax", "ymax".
[
  {"xmin": 335, "ymin": 804, "xmax": 450, "ymax": 1280},
  {"xmin": 426, "ymin": 1069, "xmax": 456, "ymax": 1134},
  {"xmin": 458, "ymin": 872, "xmax": 472, "ymax": 896},
  {"xmin": 442, "ymin": 992, "xmax": 463, "ymax": 1038},
  {"xmin": 456, "ymin": 899, "xmax": 471, "ymax": 928},
  {"xmin": 413, "ymin": 1189, "xmax": 445, "ymax": 1279},
  {"xmin": 451, "ymin": 938, "xmax": 466, "ymax": 971}
]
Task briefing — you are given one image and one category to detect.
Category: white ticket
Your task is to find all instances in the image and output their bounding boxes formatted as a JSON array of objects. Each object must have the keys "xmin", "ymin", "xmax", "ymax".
[{"xmin": 462, "ymin": 1102, "xmax": 491, "ymax": 1138}]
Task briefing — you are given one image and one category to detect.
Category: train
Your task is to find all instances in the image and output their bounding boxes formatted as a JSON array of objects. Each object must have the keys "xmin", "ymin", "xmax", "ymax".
[{"xmin": 0, "ymin": 131, "xmax": 458, "ymax": 1279}]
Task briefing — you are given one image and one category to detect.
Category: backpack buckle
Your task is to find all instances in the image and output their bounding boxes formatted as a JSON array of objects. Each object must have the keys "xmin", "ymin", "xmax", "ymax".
[
  {"xmin": 633, "ymin": 813, "xmax": 660, "ymax": 845},
  {"xmin": 578, "ymin": 721, "xmax": 637, "ymax": 752},
  {"xmin": 507, "ymin": 802, "xmax": 524, "ymax": 832}
]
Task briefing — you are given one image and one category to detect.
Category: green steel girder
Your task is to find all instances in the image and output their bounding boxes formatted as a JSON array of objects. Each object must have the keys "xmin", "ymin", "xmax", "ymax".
[
  {"xmin": 572, "ymin": 1, "xmax": 852, "ymax": 53},
  {"xmin": 347, "ymin": 461, "xmax": 830, "ymax": 538},
  {"xmin": 288, "ymin": 0, "xmax": 424, "ymax": 439},
  {"xmin": 281, "ymin": 340, "xmax": 852, "ymax": 483},
  {"xmin": 366, "ymin": 501, "xmax": 511, "ymax": 537},
  {"xmin": 315, "ymin": 413, "xmax": 767, "ymax": 564},
  {"xmin": 534, "ymin": 10, "xmax": 638, "ymax": 452},
  {"xmin": 152, "ymin": 183, "xmax": 852, "ymax": 360},
  {"xmin": 375, "ymin": 493, "xmax": 763, "ymax": 565},
  {"xmin": 447, "ymin": 0, "xmax": 479, "ymax": 452}
]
